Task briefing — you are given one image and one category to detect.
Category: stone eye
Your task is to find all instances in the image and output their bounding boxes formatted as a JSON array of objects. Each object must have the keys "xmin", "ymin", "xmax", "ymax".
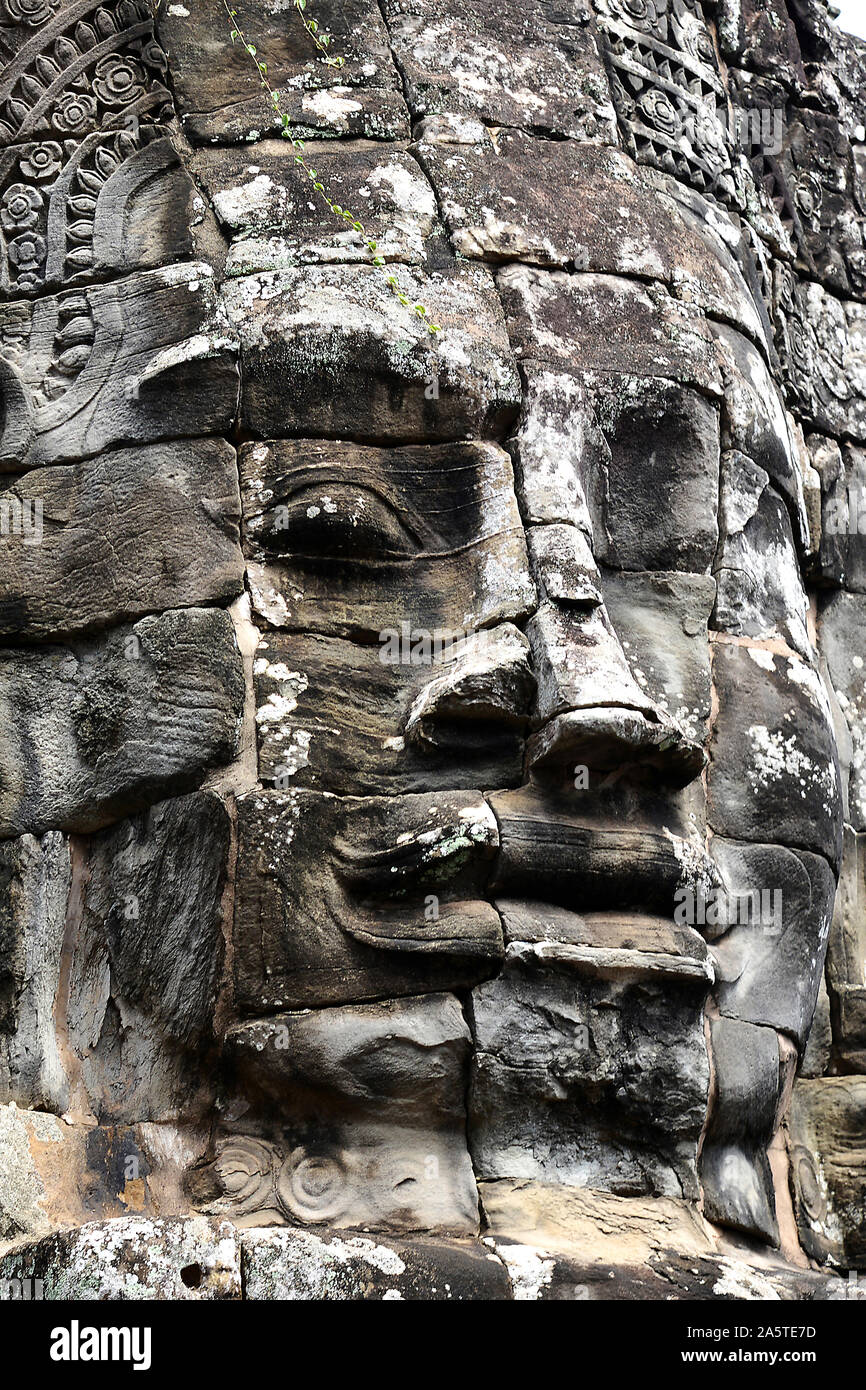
[{"xmin": 268, "ymin": 483, "xmax": 418, "ymax": 561}]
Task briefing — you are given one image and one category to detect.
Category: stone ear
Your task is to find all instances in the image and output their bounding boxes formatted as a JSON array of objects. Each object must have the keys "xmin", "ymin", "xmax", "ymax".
[{"xmin": 0, "ymin": 355, "xmax": 33, "ymax": 467}]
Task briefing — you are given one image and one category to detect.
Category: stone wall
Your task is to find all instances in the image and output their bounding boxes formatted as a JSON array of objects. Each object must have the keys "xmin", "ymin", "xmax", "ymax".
[{"xmin": 0, "ymin": 0, "xmax": 864, "ymax": 1299}]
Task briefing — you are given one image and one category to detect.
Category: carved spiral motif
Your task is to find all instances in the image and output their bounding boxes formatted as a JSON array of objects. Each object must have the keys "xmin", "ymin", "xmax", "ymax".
[
  {"xmin": 277, "ymin": 1148, "xmax": 348, "ymax": 1224},
  {"xmin": 795, "ymin": 1149, "xmax": 826, "ymax": 1223},
  {"xmin": 2, "ymin": 0, "xmax": 61, "ymax": 25},
  {"xmin": 214, "ymin": 1137, "xmax": 276, "ymax": 1214}
]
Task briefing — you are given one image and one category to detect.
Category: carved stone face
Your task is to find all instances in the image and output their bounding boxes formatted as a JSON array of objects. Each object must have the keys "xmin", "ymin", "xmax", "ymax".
[{"xmin": 1, "ymin": 0, "xmax": 865, "ymax": 1299}]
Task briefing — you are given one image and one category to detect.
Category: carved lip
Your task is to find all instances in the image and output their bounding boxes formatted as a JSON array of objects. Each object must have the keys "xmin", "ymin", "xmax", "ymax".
[
  {"xmin": 333, "ymin": 803, "xmax": 498, "ymax": 897},
  {"xmin": 488, "ymin": 791, "xmax": 720, "ymax": 918},
  {"xmin": 494, "ymin": 900, "xmax": 714, "ymax": 982}
]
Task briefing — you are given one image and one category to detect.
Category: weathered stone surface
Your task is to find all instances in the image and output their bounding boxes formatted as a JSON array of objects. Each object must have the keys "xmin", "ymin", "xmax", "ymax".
[
  {"xmin": 233, "ymin": 790, "xmax": 502, "ymax": 1013},
  {"xmin": 801, "ymin": 973, "xmax": 833, "ymax": 1079},
  {"xmin": 480, "ymin": 1179, "xmax": 717, "ymax": 1268},
  {"xmin": 0, "ymin": 1109, "xmax": 176, "ymax": 1245},
  {"xmin": 0, "ymin": 1215, "xmax": 242, "ymax": 1298},
  {"xmin": 593, "ymin": 0, "xmax": 740, "ymax": 205},
  {"xmin": 0, "ymin": 128, "xmax": 197, "ymax": 299},
  {"xmin": 239, "ymin": 437, "xmax": 535, "ymax": 637},
  {"xmin": 713, "ymin": 451, "xmax": 811, "ymax": 658},
  {"xmin": 582, "ymin": 376, "xmax": 721, "ymax": 573},
  {"xmin": 383, "ymin": 0, "xmax": 617, "ymax": 139},
  {"xmin": 0, "ymin": 0, "xmax": 863, "ymax": 1301},
  {"xmin": 0, "ymin": 263, "xmax": 239, "ymax": 469},
  {"xmin": 820, "ymin": 590, "xmax": 866, "ymax": 832},
  {"xmin": 418, "ymin": 134, "xmax": 769, "ymax": 347},
  {"xmin": 699, "ymin": 1016, "xmax": 780, "ymax": 1245},
  {"xmin": 159, "ymin": 0, "xmax": 409, "ymax": 143},
  {"xmin": 827, "ymin": 826, "xmax": 866, "ymax": 1025},
  {"xmin": 241, "ymin": 1225, "xmax": 511, "ymax": 1300},
  {"xmin": 713, "ymin": 323, "xmax": 806, "ymax": 524},
  {"xmin": 0, "ymin": 438, "xmax": 244, "ymax": 638},
  {"xmin": 524, "ymin": 602, "xmax": 706, "ymax": 784},
  {"xmin": 253, "ymin": 625, "xmax": 532, "ymax": 796},
  {"xmin": 225, "ymin": 260, "xmax": 520, "ymax": 444},
  {"xmin": 0, "ymin": 1103, "xmax": 62, "ymax": 1242},
  {"xmin": 789, "ymin": 1077, "xmax": 866, "ymax": 1268},
  {"xmin": 506, "ymin": 365, "xmax": 601, "ymax": 529},
  {"xmin": 708, "ymin": 838, "xmax": 836, "ymax": 1048},
  {"xmin": 486, "ymin": 1232, "xmax": 858, "ymax": 1300},
  {"xmin": 601, "ymin": 570, "xmax": 715, "ymax": 744},
  {"xmin": 63, "ymin": 792, "xmax": 231, "ymax": 1125},
  {"xmin": 708, "ymin": 641, "xmax": 844, "ymax": 867},
  {"xmin": 498, "ymin": 265, "xmax": 724, "ymax": 397},
  {"xmin": 0, "ymin": 832, "xmax": 69, "ymax": 1112},
  {"xmin": 0, "ymin": 608, "xmax": 244, "ymax": 837},
  {"xmin": 777, "ymin": 279, "xmax": 866, "ymax": 443},
  {"xmin": 211, "ymin": 994, "xmax": 479, "ymax": 1235},
  {"xmin": 194, "ymin": 141, "xmax": 438, "ymax": 274},
  {"xmin": 468, "ymin": 936, "xmax": 711, "ymax": 1198},
  {"xmin": 489, "ymin": 785, "xmax": 718, "ymax": 917}
]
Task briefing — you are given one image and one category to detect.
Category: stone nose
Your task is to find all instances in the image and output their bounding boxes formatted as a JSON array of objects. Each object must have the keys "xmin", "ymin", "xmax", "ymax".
[{"xmin": 524, "ymin": 526, "xmax": 706, "ymax": 787}]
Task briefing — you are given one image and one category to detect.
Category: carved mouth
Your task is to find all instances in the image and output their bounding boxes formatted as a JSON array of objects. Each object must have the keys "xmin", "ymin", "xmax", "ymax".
[{"xmin": 332, "ymin": 785, "xmax": 719, "ymax": 915}]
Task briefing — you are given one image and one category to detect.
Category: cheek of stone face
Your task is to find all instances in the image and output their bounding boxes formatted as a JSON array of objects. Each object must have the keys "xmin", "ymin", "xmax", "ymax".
[
  {"xmin": 232, "ymin": 790, "xmax": 505, "ymax": 1015},
  {"xmin": 205, "ymin": 995, "xmax": 481, "ymax": 1237},
  {"xmin": 707, "ymin": 643, "xmax": 844, "ymax": 870}
]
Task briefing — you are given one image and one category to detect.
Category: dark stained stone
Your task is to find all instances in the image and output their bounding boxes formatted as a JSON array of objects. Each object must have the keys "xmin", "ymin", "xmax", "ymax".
[
  {"xmin": 468, "ymin": 934, "xmax": 711, "ymax": 1197},
  {"xmin": 708, "ymin": 837, "xmax": 836, "ymax": 1048},
  {"xmin": 253, "ymin": 625, "xmax": 532, "ymax": 796},
  {"xmin": 601, "ymin": 570, "xmax": 716, "ymax": 745},
  {"xmin": 225, "ymin": 260, "xmax": 520, "ymax": 444},
  {"xmin": 498, "ymin": 265, "xmax": 725, "ymax": 398},
  {"xmin": 699, "ymin": 1015, "xmax": 780, "ymax": 1246},
  {"xmin": 586, "ymin": 376, "xmax": 721, "ymax": 573},
  {"xmin": 66, "ymin": 792, "xmax": 232, "ymax": 1124},
  {"xmin": 239, "ymin": 437, "xmax": 535, "ymax": 637}
]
